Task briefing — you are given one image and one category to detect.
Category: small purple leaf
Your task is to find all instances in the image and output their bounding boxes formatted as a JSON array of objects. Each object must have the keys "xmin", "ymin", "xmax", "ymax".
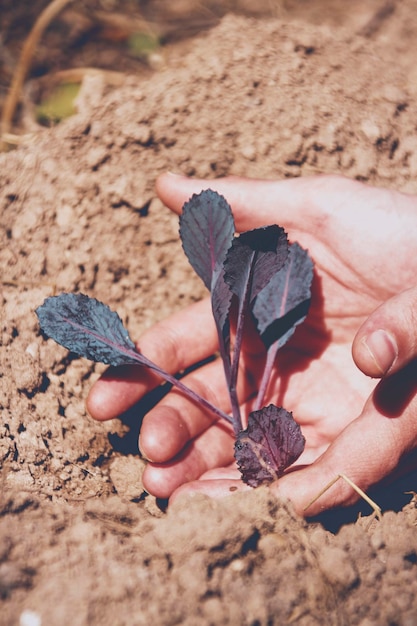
[
  {"xmin": 253, "ymin": 242, "xmax": 314, "ymax": 349},
  {"xmin": 224, "ymin": 226, "xmax": 288, "ymax": 304},
  {"xmin": 36, "ymin": 293, "xmax": 138, "ymax": 366},
  {"xmin": 179, "ymin": 190, "xmax": 235, "ymax": 291},
  {"xmin": 234, "ymin": 404, "xmax": 305, "ymax": 487}
]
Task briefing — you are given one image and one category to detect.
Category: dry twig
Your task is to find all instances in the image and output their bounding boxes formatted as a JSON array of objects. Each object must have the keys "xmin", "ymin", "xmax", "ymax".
[
  {"xmin": 304, "ymin": 473, "xmax": 382, "ymax": 522},
  {"xmin": 1, "ymin": 0, "xmax": 74, "ymax": 150}
]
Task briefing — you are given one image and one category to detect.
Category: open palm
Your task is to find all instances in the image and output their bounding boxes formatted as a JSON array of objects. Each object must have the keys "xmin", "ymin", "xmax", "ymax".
[{"xmin": 88, "ymin": 174, "xmax": 417, "ymax": 515}]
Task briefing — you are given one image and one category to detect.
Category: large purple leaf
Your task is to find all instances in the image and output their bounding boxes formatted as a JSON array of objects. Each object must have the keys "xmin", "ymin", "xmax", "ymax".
[
  {"xmin": 36, "ymin": 293, "xmax": 233, "ymax": 424},
  {"xmin": 224, "ymin": 226, "xmax": 288, "ymax": 305},
  {"xmin": 179, "ymin": 190, "xmax": 235, "ymax": 291},
  {"xmin": 234, "ymin": 404, "xmax": 305, "ymax": 487},
  {"xmin": 179, "ymin": 190, "xmax": 238, "ymax": 425},
  {"xmin": 253, "ymin": 242, "xmax": 313, "ymax": 350}
]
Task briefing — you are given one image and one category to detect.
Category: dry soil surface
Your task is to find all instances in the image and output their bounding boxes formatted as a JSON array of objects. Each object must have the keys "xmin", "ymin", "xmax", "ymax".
[{"xmin": 2, "ymin": 5, "xmax": 417, "ymax": 625}]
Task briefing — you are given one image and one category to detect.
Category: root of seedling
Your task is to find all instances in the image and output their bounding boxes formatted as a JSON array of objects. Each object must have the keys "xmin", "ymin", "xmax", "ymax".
[{"xmin": 304, "ymin": 473, "xmax": 382, "ymax": 522}]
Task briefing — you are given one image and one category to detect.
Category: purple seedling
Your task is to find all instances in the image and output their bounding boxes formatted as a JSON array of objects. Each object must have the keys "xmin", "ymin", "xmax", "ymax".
[{"xmin": 36, "ymin": 189, "xmax": 314, "ymax": 486}]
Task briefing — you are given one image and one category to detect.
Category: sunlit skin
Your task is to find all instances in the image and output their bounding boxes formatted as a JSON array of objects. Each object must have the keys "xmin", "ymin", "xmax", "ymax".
[{"xmin": 87, "ymin": 173, "xmax": 417, "ymax": 516}]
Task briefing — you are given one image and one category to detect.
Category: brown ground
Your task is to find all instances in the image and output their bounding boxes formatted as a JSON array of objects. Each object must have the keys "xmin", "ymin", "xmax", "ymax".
[{"xmin": 2, "ymin": 2, "xmax": 417, "ymax": 625}]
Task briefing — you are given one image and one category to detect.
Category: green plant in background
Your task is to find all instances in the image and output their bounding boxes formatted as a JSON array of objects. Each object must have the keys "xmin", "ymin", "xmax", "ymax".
[{"xmin": 36, "ymin": 82, "xmax": 80, "ymax": 125}]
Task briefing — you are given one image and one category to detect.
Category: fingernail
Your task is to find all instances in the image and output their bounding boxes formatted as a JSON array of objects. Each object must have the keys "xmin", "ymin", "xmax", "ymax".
[
  {"xmin": 138, "ymin": 445, "xmax": 152, "ymax": 462},
  {"xmin": 363, "ymin": 329, "xmax": 398, "ymax": 375},
  {"xmin": 166, "ymin": 171, "xmax": 184, "ymax": 177}
]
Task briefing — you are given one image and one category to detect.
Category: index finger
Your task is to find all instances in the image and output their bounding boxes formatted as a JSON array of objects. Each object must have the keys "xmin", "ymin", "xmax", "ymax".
[
  {"xmin": 156, "ymin": 173, "xmax": 311, "ymax": 232},
  {"xmin": 155, "ymin": 172, "xmax": 357, "ymax": 235}
]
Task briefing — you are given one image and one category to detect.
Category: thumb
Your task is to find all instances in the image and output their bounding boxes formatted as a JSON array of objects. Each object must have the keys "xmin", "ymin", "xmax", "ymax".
[{"xmin": 352, "ymin": 285, "xmax": 417, "ymax": 378}]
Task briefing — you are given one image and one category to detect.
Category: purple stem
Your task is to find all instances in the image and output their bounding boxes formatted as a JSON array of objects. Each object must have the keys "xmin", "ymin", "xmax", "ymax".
[
  {"xmin": 228, "ymin": 274, "xmax": 254, "ymax": 434},
  {"xmin": 133, "ymin": 351, "xmax": 233, "ymax": 425},
  {"xmin": 253, "ymin": 341, "xmax": 279, "ymax": 411}
]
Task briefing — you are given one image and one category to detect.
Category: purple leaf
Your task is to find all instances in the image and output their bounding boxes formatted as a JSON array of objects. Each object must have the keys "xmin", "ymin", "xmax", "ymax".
[
  {"xmin": 253, "ymin": 243, "xmax": 314, "ymax": 410},
  {"xmin": 179, "ymin": 190, "xmax": 235, "ymax": 291},
  {"xmin": 179, "ymin": 189, "xmax": 234, "ymax": 374},
  {"xmin": 36, "ymin": 293, "xmax": 233, "ymax": 424},
  {"xmin": 234, "ymin": 404, "xmax": 305, "ymax": 487},
  {"xmin": 36, "ymin": 293, "xmax": 138, "ymax": 366},
  {"xmin": 180, "ymin": 190, "xmax": 237, "ymax": 426},
  {"xmin": 211, "ymin": 265, "xmax": 233, "ymax": 343},
  {"xmin": 253, "ymin": 242, "xmax": 314, "ymax": 349},
  {"xmin": 223, "ymin": 226, "xmax": 288, "ymax": 433},
  {"xmin": 224, "ymin": 226, "xmax": 288, "ymax": 304}
]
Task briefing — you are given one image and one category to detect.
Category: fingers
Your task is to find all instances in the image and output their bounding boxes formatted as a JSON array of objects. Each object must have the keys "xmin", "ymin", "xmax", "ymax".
[
  {"xmin": 352, "ymin": 285, "xmax": 417, "ymax": 378},
  {"xmin": 276, "ymin": 365, "xmax": 417, "ymax": 516},
  {"xmin": 164, "ymin": 363, "xmax": 417, "ymax": 516},
  {"xmin": 157, "ymin": 174, "xmax": 417, "ymax": 294},
  {"xmin": 170, "ymin": 478, "xmax": 250, "ymax": 504},
  {"xmin": 86, "ymin": 298, "xmax": 217, "ymax": 420},
  {"xmin": 139, "ymin": 337, "xmax": 262, "ymax": 464},
  {"xmin": 139, "ymin": 356, "xmax": 235, "ymax": 463},
  {"xmin": 156, "ymin": 171, "xmax": 339, "ymax": 234},
  {"xmin": 142, "ymin": 421, "xmax": 236, "ymax": 499}
]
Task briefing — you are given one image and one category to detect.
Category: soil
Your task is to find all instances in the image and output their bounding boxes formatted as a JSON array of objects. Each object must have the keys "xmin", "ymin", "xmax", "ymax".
[{"xmin": 2, "ymin": 2, "xmax": 417, "ymax": 625}]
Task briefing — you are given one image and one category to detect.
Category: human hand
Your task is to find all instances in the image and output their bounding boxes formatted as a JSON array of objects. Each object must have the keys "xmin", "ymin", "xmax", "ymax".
[{"xmin": 87, "ymin": 173, "xmax": 417, "ymax": 516}]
